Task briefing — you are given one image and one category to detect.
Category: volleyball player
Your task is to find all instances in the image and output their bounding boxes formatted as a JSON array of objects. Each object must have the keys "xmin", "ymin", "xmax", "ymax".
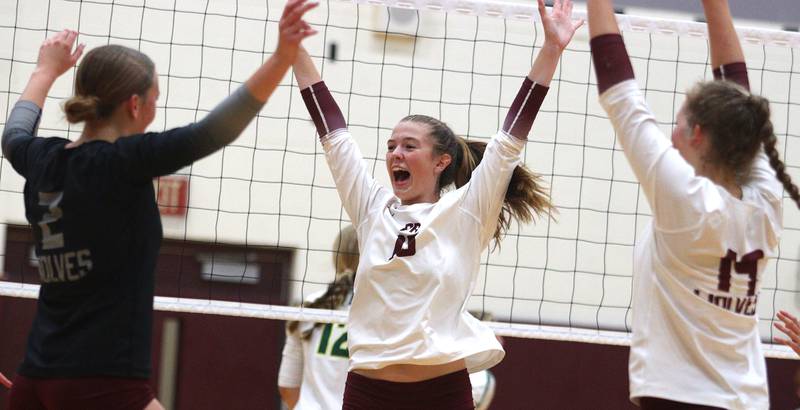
[
  {"xmin": 278, "ymin": 225, "xmax": 359, "ymax": 409},
  {"xmin": 292, "ymin": 0, "xmax": 581, "ymax": 407},
  {"xmin": 587, "ymin": 0, "xmax": 798, "ymax": 408},
  {"xmin": 2, "ymin": 2, "xmax": 316, "ymax": 409},
  {"xmin": 775, "ymin": 310, "xmax": 800, "ymax": 356}
]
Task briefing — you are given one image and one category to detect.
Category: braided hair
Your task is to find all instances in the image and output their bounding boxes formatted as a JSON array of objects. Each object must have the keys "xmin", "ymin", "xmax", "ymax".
[{"xmin": 684, "ymin": 81, "xmax": 800, "ymax": 208}]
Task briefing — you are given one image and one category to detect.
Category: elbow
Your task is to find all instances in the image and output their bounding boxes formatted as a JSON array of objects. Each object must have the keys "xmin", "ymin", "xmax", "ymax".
[{"xmin": 2, "ymin": 128, "xmax": 16, "ymax": 159}]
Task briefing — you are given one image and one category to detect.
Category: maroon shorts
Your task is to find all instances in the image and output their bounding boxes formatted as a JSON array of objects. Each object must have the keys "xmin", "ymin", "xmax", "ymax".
[
  {"xmin": 343, "ymin": 369, "xmax": 474, "ymax": 410},
  {"xmin": 7, "ymin": 374, "xmax": 155, "ymax": 410},
  {"xmin": 639, "ymin": 397, "xmax": 724, "ymax": 410}
]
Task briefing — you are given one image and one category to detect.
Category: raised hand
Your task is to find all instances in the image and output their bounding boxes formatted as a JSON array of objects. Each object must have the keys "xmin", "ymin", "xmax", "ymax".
[
  {"xmin": 276, "ymin": 0, "xmax": 318, "ymax": 63},
  {"xmin": 774, "ymin": 310, "xmax": 800, "ymax": 356},
  {"xmin": 538, "ymin": 0, "xmax": 584, "ymax": 51},
  {"xmin": 21, "ymin": 29, "xmax": 84, "ymax": 107},
  {"xmin": 36, "ymin": 29, "xmax": 84, "ymax": 79}
]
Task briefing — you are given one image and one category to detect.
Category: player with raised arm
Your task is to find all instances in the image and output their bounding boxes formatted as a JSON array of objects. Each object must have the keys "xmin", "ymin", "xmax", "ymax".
[
  {"xmin": 278, "ymin": 225, "xmax": 359, "ymax": 409},
  {"xmin": 292, "ymin": 0, "xmax": 581, "ymax": 408},
  {"xmin": 2, "ymin": 1, "xmax": 316, "ymax": 409},
  {"xmin": 587, "ymin": 0, "xmax": 799, "ymax": 408}
]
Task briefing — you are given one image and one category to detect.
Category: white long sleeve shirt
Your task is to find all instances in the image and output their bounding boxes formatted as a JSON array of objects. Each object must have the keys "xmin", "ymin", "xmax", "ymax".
[
  {"xmin": 601, "ymin": 80, "xmax": 781, "ymax": 409},
  {"xmin": 321, "ymin": 129, "xmax": 523, "ymax": 372}
]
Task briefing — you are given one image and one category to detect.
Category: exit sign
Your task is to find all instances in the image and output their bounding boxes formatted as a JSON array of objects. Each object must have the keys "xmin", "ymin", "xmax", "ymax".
[{"xmin": 155, "ymin": 176, "xmax": 189, "ymax": 217}]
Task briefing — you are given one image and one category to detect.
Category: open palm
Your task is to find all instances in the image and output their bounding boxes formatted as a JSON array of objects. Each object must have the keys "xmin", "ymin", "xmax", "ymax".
[{"xmin": 538, "ymin": 0, "xmax": 584, "ymax": 50}]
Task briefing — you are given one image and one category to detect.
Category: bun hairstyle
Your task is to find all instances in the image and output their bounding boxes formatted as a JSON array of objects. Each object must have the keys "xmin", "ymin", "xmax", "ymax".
[
  {"xmin": 63, "ymin": 44, "xmax": 154, "ymax": 123},
  {"xmin": 401, "ymin": 114, "xmax": 553, "ymax": 246},
  {"xmin": 287, "ymin": 225, "xmax": 359, "ymax": 339},
  {"xmin": 684, "ymin": 81, "xmax": 800, "ymax": 208}
]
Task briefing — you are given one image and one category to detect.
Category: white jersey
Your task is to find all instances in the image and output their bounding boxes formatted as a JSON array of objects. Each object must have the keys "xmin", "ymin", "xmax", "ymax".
[
  {"xmin": 321, "ymin": 129, "xmax": 517, "ymax": 372},
  {"xmin": 601, "ymin": 80, "xmax": 781, "ymax": 409},
  {"xmin": 277, "ymin": 290, "xmax": 352, "ymax": 410}
]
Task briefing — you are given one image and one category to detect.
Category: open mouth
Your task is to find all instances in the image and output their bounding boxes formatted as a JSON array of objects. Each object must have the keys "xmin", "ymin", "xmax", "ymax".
[{"xmin": 393, "ymin": 170, "xmax": 410, "ymax": 182}]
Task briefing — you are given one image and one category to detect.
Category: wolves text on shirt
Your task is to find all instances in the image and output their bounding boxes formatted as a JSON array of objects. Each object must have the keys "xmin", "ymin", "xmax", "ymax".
[
  {"xmin": 37, "ymin": 249, "xmax": 93, "ymax": 283},
  {"xmin": 693, "ymin": 288, "xmax": 757, "ymax": 316}
]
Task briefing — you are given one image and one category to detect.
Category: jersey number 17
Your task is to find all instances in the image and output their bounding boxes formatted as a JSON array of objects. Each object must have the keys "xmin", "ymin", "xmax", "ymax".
[{"xmin": 717, "ymin": 249, "xmax": 764, "ymax": 297}]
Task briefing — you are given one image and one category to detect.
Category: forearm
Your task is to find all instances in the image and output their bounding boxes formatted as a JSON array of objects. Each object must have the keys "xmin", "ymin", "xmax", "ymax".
[
  {"xmin": 293, "ymin": 47, "xmax": 322, "ymax": 90},
  {"xmin": 587, "ymin": 0, "xmax": 634, "ymax": 94},
  {"xmin": 244, "ymin": 53, "xmax": 293, "ymax": 103},
  {"xmin": 702, "ymin": 0, "xmax": 744, "ymax": 69},
  {"xmin": 502, "ymin": 77, "xmax": 548, "ymax": 140},
  {"xmin": 300, "ymin": 81, "xmax": 346, "ymax": 137},
  {"xmin": 527, "ymin": 43, "xmax": 562, "ymax": 87},
  {"xmin": 587, "ymin": 0, "xmax": 620, "ymax": 38},
  {"xmin": 702, "ymin": 0, "xmax": 749, "ymax": 89},
  {"xmin": 192, "ymin": 85, "xmax": 264, "ymax": 152},
  {"xmin": 20, "ymin": 69, "xmax": 58, "ymax": 109},
  {"xmin": 277, "ymin": 331, "xmax": 302, "ymax": 410}
]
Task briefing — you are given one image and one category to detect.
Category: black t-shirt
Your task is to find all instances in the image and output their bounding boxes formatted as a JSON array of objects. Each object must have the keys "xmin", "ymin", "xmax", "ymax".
[
  {"xmin": 10, "ymin": 132, "xmax": 194, "ymax": 378},
  {"xmin": 3, "ymin": 88, "xmax": 262, "ymax": 379},
  {"xmin": 8, "ymin": 122, "xmax": 203, "ymax": 379}
]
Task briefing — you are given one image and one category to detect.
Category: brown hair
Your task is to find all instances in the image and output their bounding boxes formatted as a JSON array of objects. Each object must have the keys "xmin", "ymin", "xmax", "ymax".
[
  {"xmin": 287, "ymin": 225, "xmax": 359, "ymax": 339},
  {"xmin": 684, "ymin": 81, "xmax": 800, "ymax": 208},
  {"xmin": 401, "ymin": 114, "xmax": 553, "ymax": 246},
  {"xmin": 63, "ymin": 44, "xmax": 154, "ymax": 123}
]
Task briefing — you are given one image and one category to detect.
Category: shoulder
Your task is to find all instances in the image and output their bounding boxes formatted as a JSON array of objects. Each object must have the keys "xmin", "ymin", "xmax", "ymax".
[
  {"xmin": 29, "ymin": 136, "xmax": 71, "ymax": 154},
  {"xmin": 22, "ymin": 137, "xmax": 72, "ymax": 168}
]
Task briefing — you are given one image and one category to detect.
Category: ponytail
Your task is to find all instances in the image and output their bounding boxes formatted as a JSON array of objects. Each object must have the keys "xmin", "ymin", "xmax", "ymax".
[
  {"xmin": 64, "ymin": 95, "xmax": 102, "ymax": 123},
  {"xmin": 685, "ymin": 81, "xmax": 800, "ymax": 209},
  {"xmin": 746, "ymin": 92, "xmax": 800, "ymax": 209},
  {"xmin": 404, "ymin": 111, "xmax": 553, "ymax": 247},
  {"xmin": 451, "ymin": 136, "xmax": 553, "ymax": 246}
]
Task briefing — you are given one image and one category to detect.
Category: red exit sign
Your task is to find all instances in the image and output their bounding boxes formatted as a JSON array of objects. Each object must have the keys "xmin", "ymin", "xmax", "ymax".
[{"xmin": 155, "ymin": 176, "xmax": 189, "ymax": 217}]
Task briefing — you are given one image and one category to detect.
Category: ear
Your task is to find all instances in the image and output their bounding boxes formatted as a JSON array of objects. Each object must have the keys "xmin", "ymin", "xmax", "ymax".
[
  {"xmin": 125, "ymin": 94, "xmax": 142, "ymax": 120},
  {"xmin": 689, "ymin": 124, "xmax": 704, "ymax": 147},
  {"xmin": 434, "ymin": 153, "xmax": 452, "ymax": 174}
]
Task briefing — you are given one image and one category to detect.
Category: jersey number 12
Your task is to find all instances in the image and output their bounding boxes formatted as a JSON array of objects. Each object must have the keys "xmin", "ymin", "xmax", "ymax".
[{"xmin": 317, "ymin": 323, "xmax": 348, "ymax": 358}]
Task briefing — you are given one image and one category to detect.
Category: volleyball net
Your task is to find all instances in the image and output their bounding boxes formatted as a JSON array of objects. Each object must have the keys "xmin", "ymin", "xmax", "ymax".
[{"xmin": 0, "ymin": 0, "xmax": 798, "ymax": 358}]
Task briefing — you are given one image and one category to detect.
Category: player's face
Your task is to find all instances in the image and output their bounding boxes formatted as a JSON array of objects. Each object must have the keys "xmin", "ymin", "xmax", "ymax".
[{"xmin": 386, "ymin": 121, "xmax": 448, "ymax": 205}]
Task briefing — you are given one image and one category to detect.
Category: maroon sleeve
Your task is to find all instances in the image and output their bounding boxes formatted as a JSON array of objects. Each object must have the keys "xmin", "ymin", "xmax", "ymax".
[
  {"xmin": 713, "ymin": 62, "xmax": 750, "ymax": 91},
  {"xmin": 300, "ymin": 81, "xmax": 347, "ymax": 138},
  {"xmin": 502, "ymin": 77, "xmax": 548, "ymax": 140},
  {"xmin": 590, "ymin": 34, "xmax": 636, "ymax": 94}
]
